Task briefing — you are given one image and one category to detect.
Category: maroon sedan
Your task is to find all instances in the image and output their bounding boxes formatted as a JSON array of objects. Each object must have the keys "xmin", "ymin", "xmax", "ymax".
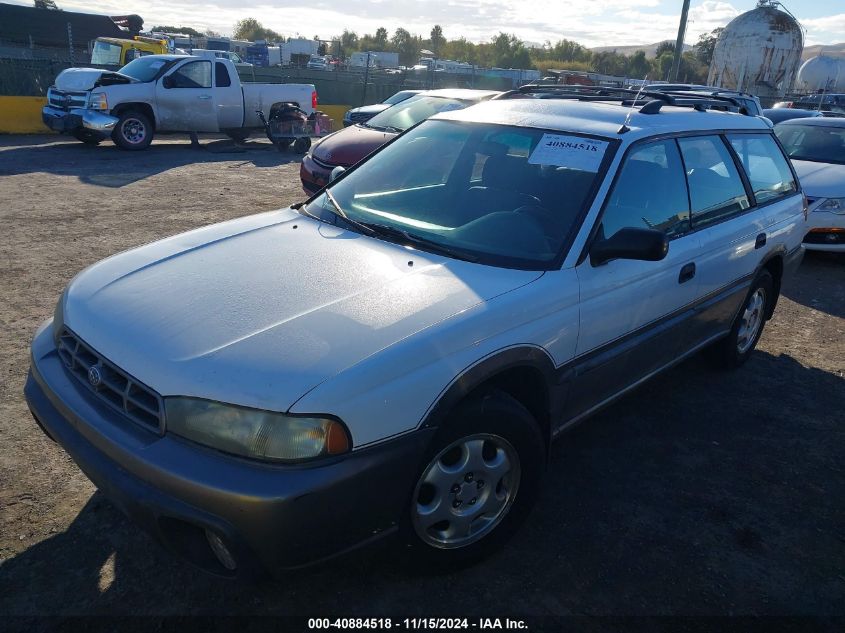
[{"xmin": 300, "ymin": 89, "xmax": 500, "ymax": 195}]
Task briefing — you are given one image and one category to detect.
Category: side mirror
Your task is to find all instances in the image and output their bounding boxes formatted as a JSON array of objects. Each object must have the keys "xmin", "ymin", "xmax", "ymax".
[
  {"xmin": 590, "ymin": 227, "xmax": 669, "ymax": 266},
  {"xmin": 162, "ymin": 75, "xmax": 174, "ymax": 89},
  {"xmin": 329, "ymin": 166, "xmax": 346, "ymax": 182}
]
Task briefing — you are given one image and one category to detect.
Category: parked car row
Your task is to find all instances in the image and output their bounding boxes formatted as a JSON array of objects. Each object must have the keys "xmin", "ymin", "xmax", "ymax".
[{"xmin": 29, "ymin": 82, "xmax": 820, "ymax": 578}]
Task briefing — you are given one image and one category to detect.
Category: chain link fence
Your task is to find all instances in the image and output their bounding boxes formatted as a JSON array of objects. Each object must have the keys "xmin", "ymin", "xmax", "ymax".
[{"xmin": 0, "ymin": 39, "xmax": 515, "ymax": 105}]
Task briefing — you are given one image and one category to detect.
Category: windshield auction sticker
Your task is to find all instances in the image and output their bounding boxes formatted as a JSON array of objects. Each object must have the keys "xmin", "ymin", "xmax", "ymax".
[{"xmin": 528, "ymin": 134, "xmax": 609, "ymax": 171}]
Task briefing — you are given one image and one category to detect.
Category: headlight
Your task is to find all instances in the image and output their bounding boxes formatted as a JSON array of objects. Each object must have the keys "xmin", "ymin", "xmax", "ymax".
[
  {"xmin": 164, "ymin": 397, "xmax": 351, "ymax": 462},
  {"xmin": 818, "ymin": 198, "xmax": 845, "ymax": 215},
  {"xmin": 88, "ymin": 92, "xmax": 108, "ymax": 110}
]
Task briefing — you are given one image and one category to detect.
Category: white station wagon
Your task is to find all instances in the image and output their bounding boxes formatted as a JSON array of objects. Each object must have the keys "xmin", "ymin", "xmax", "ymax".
[{"xmin": 26, "ymin": 87, "xmax": 806, "ymax": 576}]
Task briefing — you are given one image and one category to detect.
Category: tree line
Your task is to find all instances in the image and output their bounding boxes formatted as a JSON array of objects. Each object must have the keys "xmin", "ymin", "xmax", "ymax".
[{"xmin": 228, "ymin": 18, "xmax": 723, "ymax": 81}]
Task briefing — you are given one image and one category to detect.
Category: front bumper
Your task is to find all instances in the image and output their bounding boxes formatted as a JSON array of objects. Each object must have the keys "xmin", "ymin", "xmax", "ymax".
[
  {"xmin": 25, "ymin": 321, "xmax": 434, "ymax": 576},
  {"xmin": 42, "ymin": 106, "xmax": 118, "ymax": 135}
]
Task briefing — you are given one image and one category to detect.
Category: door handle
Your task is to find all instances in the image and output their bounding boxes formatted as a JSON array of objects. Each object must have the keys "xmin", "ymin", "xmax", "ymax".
[
  {"xmin": 678, "ymin": 262, "xmax": 696, "ymax": 284},
  {"xmin": 198, "ymin": 95, "xmax": 212, "ymax": 100},
  {"xmin": 755, "ymin": 233, "xmax": 767, "ymax": 249}
]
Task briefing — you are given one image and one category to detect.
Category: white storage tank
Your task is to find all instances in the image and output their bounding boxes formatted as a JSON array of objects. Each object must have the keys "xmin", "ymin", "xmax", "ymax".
[
  {"xmin": 708, "ymin": 0, "xmax": 803, "ymax": 105},
  {"xmin": 797, "ymin": 55, "xmax": 845, "ymax": 93}
]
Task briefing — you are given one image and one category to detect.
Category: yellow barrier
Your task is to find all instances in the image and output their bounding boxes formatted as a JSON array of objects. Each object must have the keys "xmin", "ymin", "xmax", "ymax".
[
  {"xmin": 0, "ymin": 96, "xmax": 50, "ymax": 133},
  {"xmin": 316, "ymin": 104, "xmax": 351, "ymax": 132},
  {"xmin": 0, "ymin": 96, "xmax": 352, "ymax": 135}
]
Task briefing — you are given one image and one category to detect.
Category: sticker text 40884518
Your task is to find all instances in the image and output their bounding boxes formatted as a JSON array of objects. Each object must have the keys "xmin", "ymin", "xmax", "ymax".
[{"xmin": 528, "ymin": 134, "xmax": 609, "ymax": 172}]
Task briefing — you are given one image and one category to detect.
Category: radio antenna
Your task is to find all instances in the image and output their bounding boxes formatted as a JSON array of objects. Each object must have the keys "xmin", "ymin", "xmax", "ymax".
[{"xmin": 618, "ymin": 75, "xmax": 649, "ymax": 134}]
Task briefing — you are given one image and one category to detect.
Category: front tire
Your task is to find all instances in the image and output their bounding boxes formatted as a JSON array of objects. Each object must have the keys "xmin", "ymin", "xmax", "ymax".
[
  {"xmin": 111, "ymin": 110, "xmax": 153, "ymax": 150},
  {"xmin": 72, "ymin": 129, "xmax": 102, "ymax": 145},
  {"xmin": 710, "ymin": 269, "xmax": 774, "ymax": 368},
  {"xmin": 402, "ymin": 390, "xmax": 545, "ymax": 569}
]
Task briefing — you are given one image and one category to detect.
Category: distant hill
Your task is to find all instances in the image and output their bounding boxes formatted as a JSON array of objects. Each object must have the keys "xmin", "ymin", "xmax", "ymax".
[
  {"xmin": 802, "ymin": 44, "xmax": 845, "ymax": 60},
  {"xmin": 590, "ymin": 40, "xmax": 692, "ymax": 59}
]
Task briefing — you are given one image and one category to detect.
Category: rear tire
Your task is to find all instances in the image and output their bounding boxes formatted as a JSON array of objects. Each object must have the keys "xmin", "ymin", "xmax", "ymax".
[
  {"xmin": 709, "ymin": 269, "xmax": 774, "ymax": 369},
  {"xmin": 111, "ymin": 110, "xmax": 153, "ymax": 150},
  {"xmin": 401, "ymin": 389, "xmax": 545, "ymax": 570},
  {"xmin": 225, "ymin": 129, "xmax": 250, "ymax": 143},
  {"xmin": 72, "ymin": 129, "xmax": 102, "ymax": 145},
  {"xmin": 293, "ymin": 137, "xmax": 311, "ymax": 154}
]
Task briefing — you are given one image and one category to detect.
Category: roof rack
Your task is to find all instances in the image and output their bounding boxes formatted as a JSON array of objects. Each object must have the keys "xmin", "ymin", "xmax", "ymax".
[{"xmin": 497, "ymin": 85, "xmax": 752, "ymax": 120}]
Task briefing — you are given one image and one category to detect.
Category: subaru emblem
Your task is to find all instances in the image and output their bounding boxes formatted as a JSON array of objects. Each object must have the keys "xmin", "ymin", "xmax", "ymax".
[{"xmin": 88, "ymin": 365, "xmax": 102, "ymax": 387}]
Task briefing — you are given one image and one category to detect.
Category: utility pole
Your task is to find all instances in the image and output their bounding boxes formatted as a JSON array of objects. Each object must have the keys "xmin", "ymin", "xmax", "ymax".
[
  {"xmin": 670, "ymin": 0, "xmax": 691, "ymax": 82},
  {"xmin": 361, "ymin": 51, "xmax": 371, "ymax": 106}
]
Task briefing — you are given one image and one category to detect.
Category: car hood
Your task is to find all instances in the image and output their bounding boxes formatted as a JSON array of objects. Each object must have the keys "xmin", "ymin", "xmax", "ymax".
[
  {"xmin": 793, "ymin": 160, "xmax": 845, "ymax": 199},
  {"xmin": 347, "ymin": 104, "xmax": 390, "ymax": 117},
  {"xmin": 63, "ymin": 208, "xmax": 541, "ymax": 412},
  {"xmin": 311, "ymin": 124, "xmax": 395, "ymax": 167},
  {"xmin": 54, "ymin": 67, "xmax": 134, "ymax": 91}
]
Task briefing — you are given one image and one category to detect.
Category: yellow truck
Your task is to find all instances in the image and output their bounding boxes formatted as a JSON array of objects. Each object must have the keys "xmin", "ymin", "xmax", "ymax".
[{"xmin": 90, "ymin": 36, "xmax": 170, "ymax": 67}]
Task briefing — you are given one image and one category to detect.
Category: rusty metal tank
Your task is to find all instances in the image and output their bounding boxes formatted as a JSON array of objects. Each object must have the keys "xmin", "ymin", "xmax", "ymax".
[{"xmin": 708, "ymin": 0, "xmax": 803, "ymax": 106}]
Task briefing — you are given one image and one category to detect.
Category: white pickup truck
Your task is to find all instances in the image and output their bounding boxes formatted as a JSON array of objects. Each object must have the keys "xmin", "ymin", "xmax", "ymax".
[{"xmin": 42, "ymin": 55, "xmax": 317, "ymax": 150}]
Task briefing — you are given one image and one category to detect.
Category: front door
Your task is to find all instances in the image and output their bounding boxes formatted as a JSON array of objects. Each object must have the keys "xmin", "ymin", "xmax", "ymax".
[
  {"xmin": 155, "ymin": 59, "xmax": 218, "ymax": 132},
  {"xmin": 568, "ymin": 138, "xmax": 700, "ymax": 420}
]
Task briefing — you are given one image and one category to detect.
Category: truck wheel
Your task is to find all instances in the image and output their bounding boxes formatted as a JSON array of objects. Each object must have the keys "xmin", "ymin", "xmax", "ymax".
[
  {"xmin": 225, "ymin": 129, "xmax": 250, "ymax": 143},
  {"xmin": 72, "ymin": 130, "xmax": 102, "ymax": 145},
  {"xmin": 401, "ymin": 389, "xmax": 545, "ymax": 569},
  {"xmin": 112, "ymin": 111, "xmax": 153, "ymax": 150},
  {"xmin": 293, "ymin": 137, "xmax": 311, "ymax": 154}
]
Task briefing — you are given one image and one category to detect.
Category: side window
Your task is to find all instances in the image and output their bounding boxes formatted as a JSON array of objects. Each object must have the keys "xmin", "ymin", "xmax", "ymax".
[
  {"xmin": 678, "ymin": 136, "xmax": 750, "ymax": 229},
  {"xmin": 728, "ymin": 133, "xmax": 797, "ymax": 204},
  {"xmin": 602, "ymin": 139, "xmax": 690, "ymax": 239},
  {"xmin": 215, "ymin": 62, "xmax": 231, "ymax": 87},
  {"xmin": 170, "ymin": 61, "xmax": 212, "ymax": 88}
]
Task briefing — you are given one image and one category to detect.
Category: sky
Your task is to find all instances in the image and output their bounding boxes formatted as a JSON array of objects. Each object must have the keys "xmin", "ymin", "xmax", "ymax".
[{"xmin": 8, "ymin": 0, "xmax": 845, "ymax": 48}]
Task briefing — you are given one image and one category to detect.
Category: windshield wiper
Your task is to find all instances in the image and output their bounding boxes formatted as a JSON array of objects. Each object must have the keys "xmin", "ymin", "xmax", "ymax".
[
  {"xmin": 357, "ymin": 222, "xmax": 478, "ymax": 262},
  {"xmin": 321, "ymin": 190, "xmax": 379, "ymax": 236}
]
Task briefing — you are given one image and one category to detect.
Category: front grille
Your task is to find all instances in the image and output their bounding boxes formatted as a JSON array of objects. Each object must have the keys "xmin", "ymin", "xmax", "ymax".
[
  {"xmin": 48, "ymin": 89, "xmax": 88, "ymax": 111},
  {"xmin": 57, "ymin": 328, "xmax": 164, "ymax": 433},
  {"xmin": 348, "ymin": 112, "xmax": 372, "ymax": 122},
  {"xmin": 804, "ymin": 230, "xmax": 845, "ymax": 245}
]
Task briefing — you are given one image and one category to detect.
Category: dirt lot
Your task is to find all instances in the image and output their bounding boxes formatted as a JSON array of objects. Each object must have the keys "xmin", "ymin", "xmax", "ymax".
[{"xmin": 1, "ymin": 135, "xmax": 844, "ymax": 619}]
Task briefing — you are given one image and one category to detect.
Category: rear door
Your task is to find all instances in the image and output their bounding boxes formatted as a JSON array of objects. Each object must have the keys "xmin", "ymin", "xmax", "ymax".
[
  {"xmin": 155, "ymin": 59, "xmax": 218, "ymax": 132},
  {"xmin": 680, "ymin": 133, "xmax": 800, "ymax": 346},
  {"xmin": 213, "ymin": 61, "xmax": 243, "ymax": 129},
  {"xmin": 569, "ymin": 138, "xmax": 700, "ymax": 420}
]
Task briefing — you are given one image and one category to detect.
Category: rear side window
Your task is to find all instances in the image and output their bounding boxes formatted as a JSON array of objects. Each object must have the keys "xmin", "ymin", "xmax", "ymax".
[
  {"xmin": 215, "ymin": 62, "xmax": 231, "ymax": 87},
  {"xmin": 728, "ymin": 134, "xmax": 797, "ymax": 204},
  {"xmin": 678, "ymin": 136, "xmax": 750, "ymax": 229},
  {"xmin": 602, "ymin": 139, "xmax": 690, "ymax": 238},
  {"xmin": 170, "ymin": 61, "xmax": 212, "ymax": 88}
]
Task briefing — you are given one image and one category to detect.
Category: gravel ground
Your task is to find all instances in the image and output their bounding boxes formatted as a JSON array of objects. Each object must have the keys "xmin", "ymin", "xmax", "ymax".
[{"xmin": 0, "ymin": 135, "xmax": 843, "ymax": 618}]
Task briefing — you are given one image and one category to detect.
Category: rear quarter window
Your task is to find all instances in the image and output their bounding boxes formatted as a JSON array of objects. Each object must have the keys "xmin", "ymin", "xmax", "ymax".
[
  {"xmin": 678, "ymin": 135, "xmax": 750, "ymax": 229},
  {"xmin": 728, "ymin": 133, "xmax": 796, "ymax": 204}
]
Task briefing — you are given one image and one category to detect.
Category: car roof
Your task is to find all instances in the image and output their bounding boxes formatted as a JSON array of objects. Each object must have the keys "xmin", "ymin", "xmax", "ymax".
[
  {"xmin": 777, "ymin": 116, "xmax": 845, "ymax": 128},
  {"xmin": 432, "ymin": 98, "xmax": 771, "ymax": 140},
  {"xmin": 132, "ymin": 54, "xmax": 189, "ymax": 61},
  {"xmin": 422, "ymin": 89, "xmax": 501, "ymax": 101}
]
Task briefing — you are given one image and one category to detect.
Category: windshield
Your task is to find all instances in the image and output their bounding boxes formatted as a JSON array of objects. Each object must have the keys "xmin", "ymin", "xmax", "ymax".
[
  {"xmin": 775, "ymin": 124, "xmax": 845, "ymax": 165},
  {"xmin": 91, "ymin": 40, "xmax": 122, "ymax": 66},
  {"xmin": 383, "ymin": 91, "xmax": 416, "ymax": 105},
  {"xmin": 118, "ymin": 57, "xmax": 173, "ymax": 82},
  {"xmin": 304, "ymin": 120, "xmax": 612, "ymax": 269},
  {"xmin": 365, "ymin": 95, "xmax": 470, "ymax": 132}
]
